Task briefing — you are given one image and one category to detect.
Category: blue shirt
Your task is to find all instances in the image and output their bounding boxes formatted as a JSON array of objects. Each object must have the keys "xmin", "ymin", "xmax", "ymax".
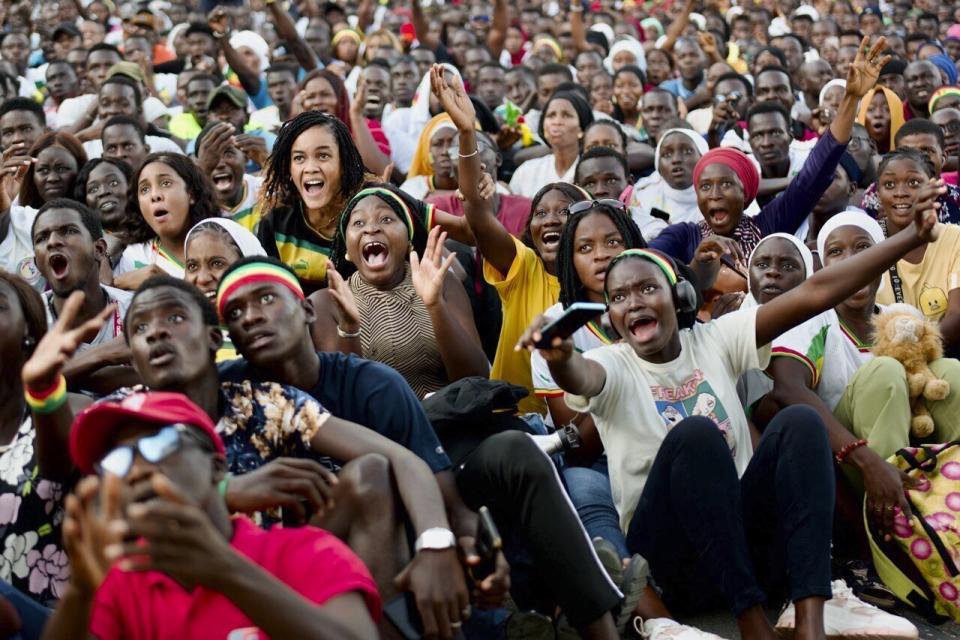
[
  {"xmin": 219, "ymin": 352, "xmax": 452, "ymax": 473},
  {"xmin": 658, "ymin": 78, "xmax": 700, "ymax": 101}
]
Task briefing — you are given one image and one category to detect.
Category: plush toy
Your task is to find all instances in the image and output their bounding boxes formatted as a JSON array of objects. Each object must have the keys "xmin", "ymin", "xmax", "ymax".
[{"xmin": 871, "ymin": 304, "xmax": 950, "ymax": 438}]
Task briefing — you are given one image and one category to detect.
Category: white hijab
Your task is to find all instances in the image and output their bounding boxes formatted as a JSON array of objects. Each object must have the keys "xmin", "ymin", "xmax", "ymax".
[
  {"xmin": 819, "ymin": 79, "xmax": 846, "ymax": 106},
  {"xmin": 229, "ymin": 31, "xmax": 270, "ymax": 74},
  {"xmin": 632, "ymin": 128, "xmax": 709, "ymax": 224},
  {"xmin": 815, "ymin": 209, "xmax": 885, "ymax": 263},
  {"xmin": 185, "ymin": 218, "xmax": 267, "ymax": 258},
  {"xmin": 604, "ymin": 38, "xmax": 647, "ymax": 74},
  {"xmin": 742, "ymin": 232, "xmax": 815, "ymax": 308}
]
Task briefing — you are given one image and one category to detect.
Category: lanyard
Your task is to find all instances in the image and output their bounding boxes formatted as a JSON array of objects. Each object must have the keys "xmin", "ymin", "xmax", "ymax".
[{"xmin": 878, "ymin": 219, "xmax": 905, "ymax": 303}]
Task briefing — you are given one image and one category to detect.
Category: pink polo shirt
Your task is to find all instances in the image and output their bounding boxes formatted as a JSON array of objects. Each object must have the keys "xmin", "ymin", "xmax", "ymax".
[{"xmin": 89, "ymin": 517, "xmax": 380, "ymax": 639}]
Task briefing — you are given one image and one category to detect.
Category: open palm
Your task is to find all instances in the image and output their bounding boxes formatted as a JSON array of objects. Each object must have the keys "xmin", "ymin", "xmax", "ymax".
[
  {"xmin": 430, "ymin": 65, "xmax": 475, "ymax": 132},
  {"xmin": 410, "ymin": 227, "xmax": 456, "ymax": 308},
  {"xmin": 846, "ymin": 36, "xmax": 892, "ymax": 98}
]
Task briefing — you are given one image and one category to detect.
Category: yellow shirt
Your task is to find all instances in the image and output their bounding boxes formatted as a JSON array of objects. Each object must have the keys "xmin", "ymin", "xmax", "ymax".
[
  {"xmin": 484, "ymin": 237, "xmax": 560, "ymax": 415},
  {"xmin": 877, "ymin": 224, "xmax": 960, "ymax": 321}
]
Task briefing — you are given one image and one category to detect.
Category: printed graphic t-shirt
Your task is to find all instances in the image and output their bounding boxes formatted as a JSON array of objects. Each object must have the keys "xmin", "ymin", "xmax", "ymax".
[
  {"xmin": 567, "ymin": 307, "xmax": 769, "ymax": 531},
  {"xmin": 876, "ymin": 224, "xmax": 960, "ymax": 322}
]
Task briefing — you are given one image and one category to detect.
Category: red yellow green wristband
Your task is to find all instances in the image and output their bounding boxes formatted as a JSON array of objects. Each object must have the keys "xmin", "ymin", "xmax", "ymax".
[{"xmin": 24, "ymin": 375, "xmax": 68, "ymax": 415}]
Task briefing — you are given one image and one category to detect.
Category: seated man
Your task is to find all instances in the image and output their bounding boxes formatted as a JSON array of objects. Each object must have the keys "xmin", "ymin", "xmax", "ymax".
[
  {"xmin": 861, "ymin": 118, "xmax": 960, "ymax": 224},
  {"xmin": 195, "ymin": 122, "xmax": 264, "ymax": 230},
  {"xmin": 42, "ymin": 391, "xmax": 380, "ymax": 639},
  {"xmin": 25, "ymin": 275, "xmax": 471, "ymax": 639},
  {"xmin": 99, "ymin": 115, "xmax": 150, "ymax": 171}
]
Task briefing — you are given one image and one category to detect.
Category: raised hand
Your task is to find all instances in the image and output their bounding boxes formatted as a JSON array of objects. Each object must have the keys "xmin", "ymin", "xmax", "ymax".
[
  {"xmin": 410, "ymin": 227, "xmax": 457, "ymax": 308},
  {"xmin": 845, "ymin": 36, "xmax": 891, "ymax": 98},
  {"xmin": 21, "ymin": 291, "xmax": 116, "ymax": 392},
  {"xmin": 62, "ymin": 474, "xmax": 124, "ymax": 595},
  {"xmin": 325, "ymin": 261, "xmax": 361, "ymax": 334},
  {"xmin": 0, "ymin": 142, "xmax": 31, "ymax": 210},
  {"xmin": 913, "ymin": 178, "xmax": 946, "ymax": 243},
  {"xmin": 430, "ymin": 64, "xmax": 476, "ymax": 132},
  {"xmin": 196, "ymin": 122, "xmax": 235, "ymax": 175},
  {"xmin": 208, "ymin": 6, "xmax": 231, "ymax": 38},
  {"xmin": 234, "ymin": 134, "xmax": 268, "ymax": 168},
  {"xmin": 516, "ymin": 313, "xmax": 574, "ymax": 363}
]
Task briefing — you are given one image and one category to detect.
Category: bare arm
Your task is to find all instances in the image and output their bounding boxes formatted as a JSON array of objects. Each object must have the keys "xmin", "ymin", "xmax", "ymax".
[
  {"xmin": 486, "ymin": 0, "xmax": 508, "ymax": 58},
  {"xmin": 267, "ymin": 1, "xmax": 319, "ymax": 71},
  {"xmin": 545, "ymin": 397, "xmax": 604, "ymax": 465},
  {"xmin": 430, "ymin": 271, "xmax": 490, "ymax": 380},
  {"xmin": 660, "ymin": 0, "xmax": 696, "ymax": 53},
  {"xmin": 411, "ymin": 0, "xmax": 440, "ymax": 50},
  {"xmin": 569, "ymin": 0, "xmax": 591, "ymax": 53},
  {"xmin": 307, "ymin": 289, "xmax": 363, "ymax": 356},
  {"xmin": 348, "ymin": 84, "xmax": 394, "ymax": 177},
  {"xmin": 939, "ymin": 289, "xmax": 960, "ymax": 349},
  {"xmin": 220, "ymin": 38, "xmax": 262, "ymax": 97}
]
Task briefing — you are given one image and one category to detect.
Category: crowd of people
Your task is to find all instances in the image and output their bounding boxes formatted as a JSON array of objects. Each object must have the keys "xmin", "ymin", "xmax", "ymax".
[{"xmin": 0, "ymin": 0, "xmax": 959, "ymax": 637}]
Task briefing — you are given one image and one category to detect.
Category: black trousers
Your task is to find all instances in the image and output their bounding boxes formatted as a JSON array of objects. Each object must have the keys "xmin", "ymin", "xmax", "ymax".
[
  {"xmin": 626, "ymin": 406, "xmax": 835, "ymax": 616},
  {"xmin": 455, "ymin": 431, "xmax": 623, "ymax": 626}
]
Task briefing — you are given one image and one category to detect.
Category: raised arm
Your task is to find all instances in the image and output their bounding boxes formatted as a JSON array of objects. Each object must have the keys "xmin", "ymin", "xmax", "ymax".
[
  {"xmin": 266, "ymin": 0, "xmax": 319, "ymax": 72},
  {"xmin": 210, "ymin": 9, "xmax": 263, "ymax": 98},
  {"xmin": 569, "ymin": 0, "xmax": 591, "ymax": 53},
  {"xmin": 660, "ymin": 0, "xmax": 696, "ymax": 53},
  {"xmin": 757, "ymin": 185, "xmax": 942, "ymax": 346},
  {"xmin": 411, "ymin": 0, "xmax": 440, "ymax": 51},
  {"xmin": 431, "ymin": 65, "xmax": 518, "ymax": 274},
  {"xmin": 486, "ymin": 0, "xmax": 508, "ymax": 58}
]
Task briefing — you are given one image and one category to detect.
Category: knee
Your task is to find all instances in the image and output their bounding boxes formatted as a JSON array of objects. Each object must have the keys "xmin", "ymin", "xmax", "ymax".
[
  {"xmin": 488, "ymin": 430, "xmax": 556, "ymax": 481},
  {"xmin": 930, "ymin": 357, "xmax": 960, "ymax": 386},
  {"xmin": 770, "ymin": 405, "xmax": 831, "ymax": 457},
  {"xmin": 339, "ymin": 453, "xmax": 394, "ymax": 506},
  {"xmin": 665, "ymin": 416, "xmax": 727, "ymax": 450},
  {"xmin": 868, "ymin": 356, "xmax": 909, "ymax": 394},
  {"xmin": 562, "ymin": 467, "xmax": 612, "ymax": 506}
]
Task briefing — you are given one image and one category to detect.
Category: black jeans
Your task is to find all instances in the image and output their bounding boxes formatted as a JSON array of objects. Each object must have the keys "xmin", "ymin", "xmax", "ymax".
[
  {"xmin": 626, "ymin": 406, "xmax": 834, "ymax": 616},
  {"xmin": 455, "ymin": 431, "xmax": 623, "ymax": 626}
]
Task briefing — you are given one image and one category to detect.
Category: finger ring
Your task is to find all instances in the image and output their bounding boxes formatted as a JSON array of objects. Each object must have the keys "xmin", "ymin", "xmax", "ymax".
[
  {"xmin": 462, "ymin": 605, "xmax": 472, "ymax": 619},
  {"xmin": 886, "ymin": 505, "xmax": 896, "ymax": 511},
  {"xmin": 451, "ymin": 622, "xmax": 463, "ymax": 629}
]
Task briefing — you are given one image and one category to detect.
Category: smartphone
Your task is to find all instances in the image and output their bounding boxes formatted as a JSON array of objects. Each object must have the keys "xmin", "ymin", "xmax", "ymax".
[
  {"xmin": 471, "ymin": 506, "xmax": 503, "ymax": 581},
  {"xmin": 534, "ymin": 302, "xmax": 607, "ymax": 348},
  {"xmin": 383, "ymin": 593, "xmax": 423, "ymax": 640}
]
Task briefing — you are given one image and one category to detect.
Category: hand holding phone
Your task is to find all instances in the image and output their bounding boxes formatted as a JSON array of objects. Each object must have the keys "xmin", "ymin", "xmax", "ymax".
[{"xmin": 533, "ymin": 302, "xmax": 607, "ymax": 349}]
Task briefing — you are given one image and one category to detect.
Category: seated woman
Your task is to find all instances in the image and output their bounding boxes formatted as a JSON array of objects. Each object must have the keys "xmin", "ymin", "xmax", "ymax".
[
  {"xmin": 648, "ymin": 39, "xmax": 879, "ymax": 265},
  {"xmin": 871, "ymin": 149, "xmax": 960, "ymax": 354},
  {"xmin": 0, "ymin": 131, "xmax": 87, "ymax": 291},
  {"xmin": 399, "ymin": 113, "xmax": 458, "ymax": 200},
  {"xmin": 74, "ymin": 157, "xmax": 132, "ymax": 277},
  {"xmin": 509, "ymin": 91, "xmax": 594, "ymax": 198},
  {"xmin": 630, "ymin": 127, "xmax": 712, "ymax": 225},
  {"xmin": 767, "ymin": 207, "xmax": 960, "ymax": 544},
  {"xmin": 114, "ymin": 152, "xmax": 219, "ymax": 288},
  {"xmin": 311, "ymin": 183, "xmax": 489, "ymax": 399},
  {"xmin": 184, "ymin": 217, "xmax": 267, "ymax": 361},
  {"xmin": 521, "ymin": 187, "xmax": 937, "ymax": 638},
  {"xmin": 856, "ymin": 85, "xmax": 903, "ymax": 155}
]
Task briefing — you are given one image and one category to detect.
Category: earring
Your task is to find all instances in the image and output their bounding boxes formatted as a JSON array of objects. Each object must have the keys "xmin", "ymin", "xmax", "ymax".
[
  {"xmin": 22, "ymin": 336, "xmax": 34, "ymax": 350},
  {"xmin": 344, "ymin": 252, "xmax": 351, "ymax": 261}
]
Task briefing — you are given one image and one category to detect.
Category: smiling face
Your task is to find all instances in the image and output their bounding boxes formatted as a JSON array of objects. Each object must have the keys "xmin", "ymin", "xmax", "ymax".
[
  {"xmin": 577, "ymin": 156, "xmax": 627, "ymax": 199},
  {"xmin": 185, "ymin": 230, "xmax": 242, "ymax": 301},
  {"xmin": 209, "ymin": 142, "xmax": 247, "ymax": 207},
  {"xmin": 543, "ymin": 98, "xmax": 582, "ymax": 150},
  {"xmin": 344, "ymin": 195, "xmax": 410, "ymax": 288},
  {"xmin": 32, "ymin": 207, "xmax": 102, "ymax": 296},
  {"xmin": 571, "ymin": 211, "xmax": 626, "ymax": 300},
  {"xmin": 300, "ymin": 75, "xmax": 339, "ymax": 116},
  {"xmin": 877, "ymin": 156, "xmax": 931, "ymax": 230},
  {"xmin": 696, "ymin": 163, "xmax": 745, "ymax": 235},
  {"xmin": 748, "ymin": 237, "xmax": 804, "ymax": 304},
  {"xmin": 606, "ymin": 258, "xmax": 680, "ymax": 361},
  {"xmin": 34, "ymin": 146, "xmax": 79, "ymax": 203},
  {"xmin": 136, "ymin": 161, "xmax": 192, "ymax": 241},
  {"xmin": 126, "ymin": 287, "xmax": 219, "ymax": 390},
  {"xmin": 821, "ymin": 225, "xmax": 879, "ymax": 309},
  {"xmin": 529, "ymin": 188, "xmax": 574, "ymax": 265},
  {"xmin": 658, "ymin": 131, "xmax": 701, "ymax": 189},
  {"xmin": 290, "ymin": 125, "xmax": 342, "ymax": 212},
  {"xmin": 84, "ymin": 162, "xmax": 128, "ymax": 229},
  {"xmin": 102, "ymin": 123, "xmax": 148, "ymax": 170},
  {"xmin": 613, "ymin": 70, "xmax": 644, "ymax": 113},
  {"xmin": 905, "ymin": 61, "xmax": 939, "ymax": 111}
]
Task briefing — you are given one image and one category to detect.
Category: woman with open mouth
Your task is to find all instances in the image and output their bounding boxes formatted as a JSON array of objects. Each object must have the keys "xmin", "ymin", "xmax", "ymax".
[
  {"xmin": 520, "ymin": 187, "xmax": 942, "ymax": 639},
  {"xmin": 872, "ymin": 148, "xmax": 960, "ymax": 354},
  {"xmin": 184, "ymin": 217, "xmax": 267, "ymax": 362},
  {"xmin": 648, "ymin": 37, "xmax": 890, "ymax": 266},
  {"xmin": 113, "ymin": 152, "xmax": 219, "ymax": 288},
  {"xmin": 856, "ymin": 85, "xmax": 903, "ymax": 154},
  {"xmin": 75, "ymin": 157, "xmax": 132, "ymax": 277},
  {"xmin": 308, "ymin": 183, "xmax": 488, "ymax": 399}
]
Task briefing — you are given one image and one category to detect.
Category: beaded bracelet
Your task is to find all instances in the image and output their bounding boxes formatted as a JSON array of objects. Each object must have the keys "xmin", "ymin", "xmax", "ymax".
[
  {"xmin": 836, "ymin": 439, "xmax": 868, "ymax": 465},
  {"xmin": 24, "ymin": 375, "xmax": 68, "ymax": 415}
]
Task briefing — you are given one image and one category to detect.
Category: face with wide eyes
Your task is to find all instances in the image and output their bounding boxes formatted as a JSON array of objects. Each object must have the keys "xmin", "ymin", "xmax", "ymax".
[
  {"xmin": 658, "ymin": 132, "xmax": 701, "ymax": 190},
  {"xmin": 529, "ymin": 188, "xmax": 574, "ymax": 265},
  {"xmin": 577, "ymin": 157, "xmax": 627, "ymax": 200},
  {"xmin": 695, "ymin": 163, "xmax": 745, "ymax": 236},
  {"xmin": 290, "ymin": 125, "xmax": 342, "ymax": 211},
  {"xmin": 605, "ymin": 258, "xmax": 679, "ymax": 359},
  {"xmin": 137, "ymin": 161, "xmax": 193, "ymax": 241},
  {"xmin": 184, "ymin": 230, "xmax": 242, "ymax": 302},
  {"xmin": 821, "ymin": 225, "xmax": 879, "ymax": 308},
  {"xmin": 344, "ymin": 195, "xmax": 411, "ymax": 287},
  {"xmin": 300, "ymin": 75, "xmax": 339, "ymax": 116},
  {"xmin": 748, "ymin": 237, "xmax": 805, "ymax": 304},
  {"xmin": 570, "ymin": 211, "xmax": 626, "ymax": 299},
  {"xmin": 85, "ymin": 162, "xmax": 128, "ymax": 229},
  {"xmin": 877, "ymin": 157, "xmax": 931, "ymax": 229},
  {"xmin": 34, "ymin": 146, "xmax": 80, "ymax": 203},
  {"xmin": 865, "ymin": 92, "xmax": 892, "ymax": 146}
]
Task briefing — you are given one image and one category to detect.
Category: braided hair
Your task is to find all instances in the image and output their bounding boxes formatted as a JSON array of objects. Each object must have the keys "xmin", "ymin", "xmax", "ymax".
[
  {"xmin": 521, "ymin": 182, "xmax": 590, "ymax": 256},
  {"xmin": 877, "ymin": 147, "xmax": 935, "ymax": 179},
  {"xmin": 557, "ymin": 204, "xmax": 646, "ymax": 309},
  {"xmin": 259, "ymin": 112, "xmax": 366, "ymax": 214}
]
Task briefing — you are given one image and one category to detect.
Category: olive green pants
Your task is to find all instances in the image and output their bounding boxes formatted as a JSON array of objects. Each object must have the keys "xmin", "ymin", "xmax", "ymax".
[{"xmin": 833, "ymin": 356, "xmax": 960, "ymax": 460}]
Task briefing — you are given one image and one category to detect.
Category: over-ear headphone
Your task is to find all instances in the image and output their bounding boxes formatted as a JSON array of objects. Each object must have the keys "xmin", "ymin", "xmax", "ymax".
[{"xmin": 607, "ymin": 249, "xmax": 698, "ymax": 314}]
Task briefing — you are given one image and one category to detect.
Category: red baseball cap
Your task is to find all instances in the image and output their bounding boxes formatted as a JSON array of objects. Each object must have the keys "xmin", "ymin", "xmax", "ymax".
[{"xmin": 70, "ymin": 391, "xmax": 225, "ymax": 475}]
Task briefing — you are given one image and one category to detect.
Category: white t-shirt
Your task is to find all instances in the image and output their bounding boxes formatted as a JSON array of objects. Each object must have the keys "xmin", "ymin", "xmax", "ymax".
[
  {"xmin": 0, "ymin": 204, "xmax": 43, "ymax": 290},
  {"xmin": 43, "ymin": 285, "xmax": 132, "ymax": 349},
  {"xmin": 83, "ymin": 135, "xmax": 183, "ymax": 160},
  {"xmin": 116, "ymin": 240, "xmax": 185, "ymax": 279},
  {"xmin": 771, "ymin": 307, "xmax": 874, "ymax": 412},
  {"xmin": 566, "ymin": 306, "xmax": 770, "ymax": 531},
  {"xmin": 532, "ymin": 301, "xmax": 615, "ymax": 400},
  {"xmin": 508, "ymin": 154, "xmax": 577, "ymax": 198}
]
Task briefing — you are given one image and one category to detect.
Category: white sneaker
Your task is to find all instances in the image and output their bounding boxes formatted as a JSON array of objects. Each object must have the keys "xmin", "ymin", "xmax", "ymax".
[
  {"xmin": 634, "ymin": 617, "xmax": 729, "ymax": 640},
  {"xmin": 774, "ymin": 579, "xmax": 918, "ymax": 639}
]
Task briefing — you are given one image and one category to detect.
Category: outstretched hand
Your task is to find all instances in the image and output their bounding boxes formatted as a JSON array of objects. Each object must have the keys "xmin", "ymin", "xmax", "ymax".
[
  {"xmin": 430, "ymin": 64, "xmax": 476, "ymax": 132},
  {"xmin": 410, "ymin": 226, "xmax": 456, "ymax": 308},
  {"xmin": 912, "ymin": 178, "xmax": 946, "ymax": 243},
  {"xmin": 845, "ymin": 36, "xmax": 891, "ymax": 98},
  {"xmin": 325, "ymin": 261, "xmax": 361, "ymax": 334}
]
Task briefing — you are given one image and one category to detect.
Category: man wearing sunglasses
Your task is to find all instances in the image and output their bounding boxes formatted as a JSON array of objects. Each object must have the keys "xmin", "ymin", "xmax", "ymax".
[{"xmin": 43, "ymin": 391, "xmax": 380, "ymax": 639}]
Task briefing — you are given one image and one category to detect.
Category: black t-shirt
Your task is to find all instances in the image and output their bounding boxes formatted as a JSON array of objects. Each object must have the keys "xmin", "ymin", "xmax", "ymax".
[{"xmin": 218, "ymin": 352, "xmax": 452, "ymax": 473}]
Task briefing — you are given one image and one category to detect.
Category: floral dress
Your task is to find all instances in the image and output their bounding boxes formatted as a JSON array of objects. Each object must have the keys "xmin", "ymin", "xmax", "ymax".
[{"xmin": 0, "ymin": 419, "xmax": 67, "ymax": 606}]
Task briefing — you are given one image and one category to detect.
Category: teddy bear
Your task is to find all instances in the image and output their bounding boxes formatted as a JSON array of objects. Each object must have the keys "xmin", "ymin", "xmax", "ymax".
[{"xmin": 871, "ymin": 304, "xmax": 950, "ymax": 438}]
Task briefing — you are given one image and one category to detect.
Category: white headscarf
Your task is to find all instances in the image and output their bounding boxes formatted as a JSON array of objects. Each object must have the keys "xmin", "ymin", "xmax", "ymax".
[
  {"xmin": 604, "ymin": 38, "xmax": 647, "ymax": 74},
  {"xmin": 230, "ymin": 31, "xmax": 270, "ymax": 74},
  {"xmin": 816, "ymin": 209, "xmax": 885, "ymax": 262},
  {"xmin": 819, "ymin": 79, "xmax": 846, "ymax": 106},
  {"xmin": 742, "ymin": 232, "xmax": 815, "ymax": 308},
  {"xmin": 185, "ymin": 218, "xmax": 267, "ymax": 258},
  {"xmin": 632, "ymin": 128, "xmax": 709, "ymax": 224},
  {"xmin": 166, "ymin": 23, "xmax": 188, "ymax": 54},
  {"xmin": 410, "ymin": 63, "xmax": 462, "ymax": 136}
]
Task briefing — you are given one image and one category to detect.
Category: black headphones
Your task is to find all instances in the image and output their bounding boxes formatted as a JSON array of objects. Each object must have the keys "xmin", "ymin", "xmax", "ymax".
[{"xmin": 606, "ymin": 249, "xmax": 699, "ymax": 315}]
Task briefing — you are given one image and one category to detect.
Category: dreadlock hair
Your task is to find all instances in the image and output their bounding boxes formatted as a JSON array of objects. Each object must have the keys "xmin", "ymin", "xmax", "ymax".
[
  {"xmin": 120, "ymin": 152, "xmax": 219, "ymax": 244},
  {"xmin": 0, "ymin": 270, "xmax": 46, "ymax": 362},
  {"xmin": 125, "ymin": 275, "xmax": 219, "ymax": 339},
  {"xmin": 259, "ymin": 112, "xmax": 365, "ymax": 215},
  {"xmin": 557, "ymin": 204, "xmax": 646, "ymax": 309},
  {"xmin": 329, "ymin": 182, "xmax": 431, "ymax": 280},
  {"xmin": 878, "ymin": 147, "xmax": 935, "ymax": 179},
  {"xmin": 521, "ymin": 182, "xmax": 590, "ymax": 256}
]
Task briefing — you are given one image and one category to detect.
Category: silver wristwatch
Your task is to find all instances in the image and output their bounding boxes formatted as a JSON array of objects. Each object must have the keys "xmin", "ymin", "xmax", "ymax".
[{"xmin": 414, "ymin": 527, "xmax": 456, "ymax": 553}]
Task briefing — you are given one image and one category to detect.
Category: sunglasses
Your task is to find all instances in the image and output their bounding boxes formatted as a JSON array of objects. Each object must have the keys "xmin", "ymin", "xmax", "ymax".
[
  {"xmin": 96, "ymin": 423, "xmax": 210, "ymax": 478},
  {"xmin": 565, "ymin": 199, "xmax": 628, "ymax": 216}
]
